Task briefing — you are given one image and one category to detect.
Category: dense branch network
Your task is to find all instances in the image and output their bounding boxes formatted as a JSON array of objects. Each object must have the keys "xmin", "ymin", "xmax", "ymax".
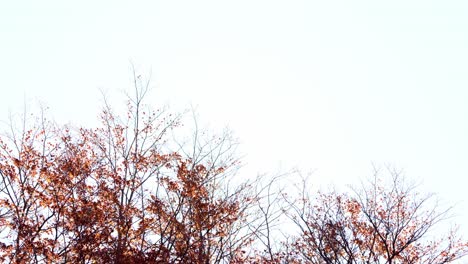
[{"xmin": 0, "ymin": 76, "xmax": 466, "ymax": 263}]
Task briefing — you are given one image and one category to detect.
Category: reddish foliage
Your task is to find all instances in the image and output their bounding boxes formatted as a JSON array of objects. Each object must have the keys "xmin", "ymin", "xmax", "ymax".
[
  {"xmin": 283, "ymin": 174, "xmax": 468, "ymax": 264},
  {"xmin": 0, "ymin": 86, "xmax": 256, "ymax": 263},
  {"xmin": 0, "ymin": 83, "xmax": 467, "ymax": 263}
]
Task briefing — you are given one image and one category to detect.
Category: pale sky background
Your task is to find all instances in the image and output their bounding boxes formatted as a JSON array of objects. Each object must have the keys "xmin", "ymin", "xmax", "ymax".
[{"xmin": 1, "ymin": 1, "xmax": 468, "ymax": 239}]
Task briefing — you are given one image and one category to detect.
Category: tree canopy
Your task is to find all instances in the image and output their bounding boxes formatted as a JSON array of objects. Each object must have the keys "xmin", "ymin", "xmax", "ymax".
[{"xmin": 0, "ymin": 78, "xmax": 466, "ymax": 263}]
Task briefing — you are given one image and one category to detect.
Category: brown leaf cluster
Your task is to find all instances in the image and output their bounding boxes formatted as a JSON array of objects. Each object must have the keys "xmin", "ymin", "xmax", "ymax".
[{"xmin": 0, "ymin": 81, "xmax": 467, "ymax": 263}]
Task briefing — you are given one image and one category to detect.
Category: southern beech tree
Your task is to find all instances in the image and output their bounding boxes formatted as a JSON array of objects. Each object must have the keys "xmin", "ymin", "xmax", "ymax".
[{"xmin": 0, "ymin": 76, "xmax": 467, "ymax": 263}]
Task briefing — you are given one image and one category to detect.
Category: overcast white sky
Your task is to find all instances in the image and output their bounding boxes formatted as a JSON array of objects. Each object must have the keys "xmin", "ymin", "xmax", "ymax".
[{"xmin": 1, "ymin": 1, "xmax": 468, "ymax": 236}]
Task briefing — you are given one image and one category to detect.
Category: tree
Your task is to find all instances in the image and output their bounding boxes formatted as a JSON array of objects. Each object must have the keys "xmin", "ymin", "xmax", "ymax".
[
  {"xmin": 284, "ymin": 168, "xmax": 468, "ymax": 264},
  {"xmin": 0, "ymin": 73, "xmax": 467, "ymax": 263},
  {"xmin": 0, "ymin": 74, "xmax": 270, "ymax": 263}
]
